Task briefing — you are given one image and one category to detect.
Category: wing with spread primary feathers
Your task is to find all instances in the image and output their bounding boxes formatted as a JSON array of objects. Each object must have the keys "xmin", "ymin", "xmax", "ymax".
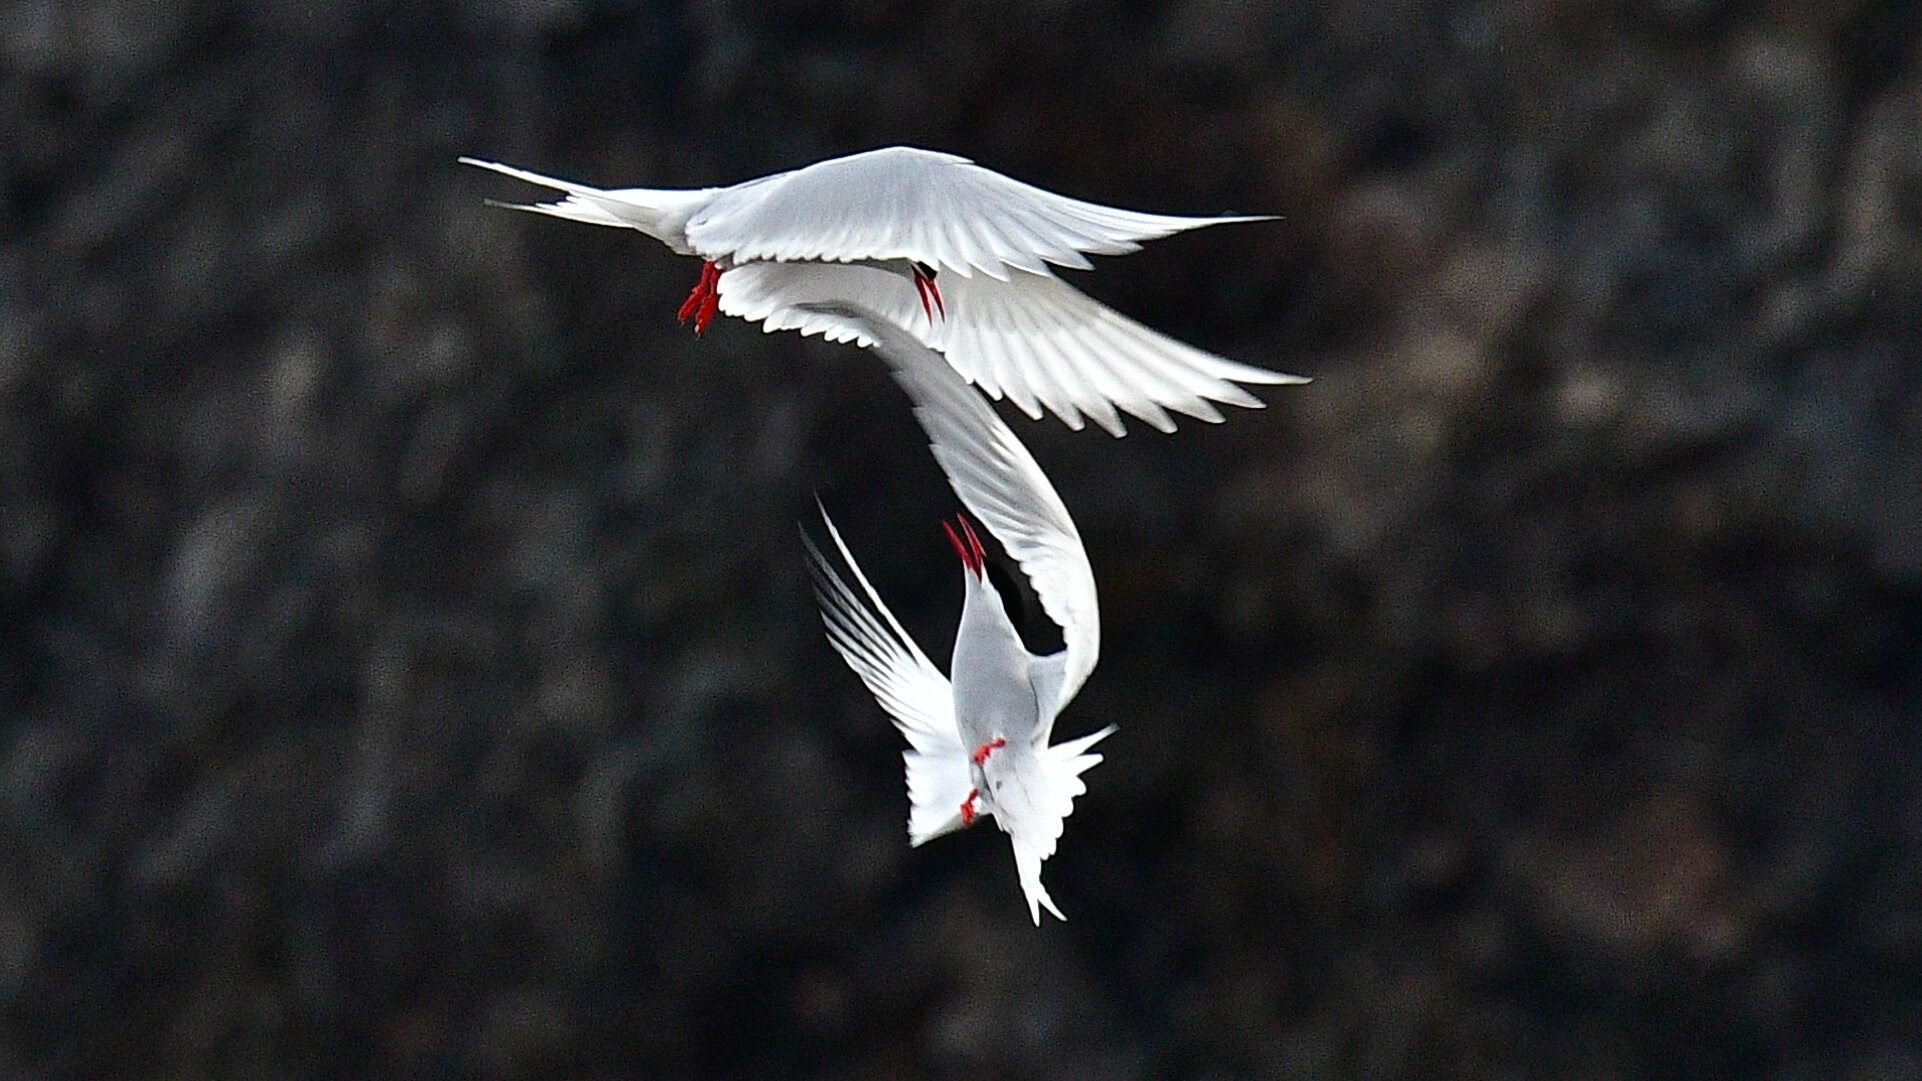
[
  {"xmin": 802, "ymin": 506, "xmax": 973, "ymax": 846},
  {"xmin": 688, "ymin": 146, "xmax": 1275, "ymax": 279}
]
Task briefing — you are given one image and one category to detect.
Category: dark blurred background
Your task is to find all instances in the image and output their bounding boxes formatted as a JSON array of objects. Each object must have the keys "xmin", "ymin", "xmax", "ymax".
[{"xmin": 7, "ymin": 1, "xmax": 1922, "ymax": 1077}]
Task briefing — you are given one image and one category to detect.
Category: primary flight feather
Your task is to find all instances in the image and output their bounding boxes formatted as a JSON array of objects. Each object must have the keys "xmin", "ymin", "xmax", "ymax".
[{"xmin": 462, "ymin": 146, "xmax": 1307, "ymax": 435}]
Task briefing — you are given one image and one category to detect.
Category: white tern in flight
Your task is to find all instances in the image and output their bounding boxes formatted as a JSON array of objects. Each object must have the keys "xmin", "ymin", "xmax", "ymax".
[
  {"xmin": 461, "ymin": 146, "xmax": 1307, "ymax": 435},
  {"xmin": 798, "ymin": 302, "xmax": 1113, "ymax": 923}
]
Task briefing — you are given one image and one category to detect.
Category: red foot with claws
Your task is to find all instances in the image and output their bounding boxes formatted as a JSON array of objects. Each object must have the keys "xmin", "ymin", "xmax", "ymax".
[
  {"xmin": 678, "ymin": 260, "xmax": 723, "ymax": 334},
  {"xmin": 960, "ymin": 787, "xmax": 981, "ymax": 827}
]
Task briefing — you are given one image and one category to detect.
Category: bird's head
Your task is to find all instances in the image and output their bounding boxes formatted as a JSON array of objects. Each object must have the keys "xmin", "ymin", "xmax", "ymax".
[{"xmin": 941, "ymin": 513, "xmax": 1044, "ymax": 643}]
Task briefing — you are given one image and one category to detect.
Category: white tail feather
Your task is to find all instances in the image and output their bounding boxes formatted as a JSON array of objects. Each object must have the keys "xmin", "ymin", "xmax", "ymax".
[
  {"xmin": 997, "ymin": 725, "xmax": 1115, "ymax": 923},
  {"xmin": 1014, "ymin": 838, "xmax": 1066, "ymax": 924},
  {"xmin": 459, "ymin": 157, "xmax": 713, "ymax": 246}
]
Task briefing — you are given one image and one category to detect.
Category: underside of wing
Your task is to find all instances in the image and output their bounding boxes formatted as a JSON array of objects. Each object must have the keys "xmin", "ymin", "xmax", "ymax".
[
  {"xmin": 716, "ymin": 261, "xmax": 1307, "ymax": 436},
  {"xmin": 792, "ymin": 304, "xmax": 1102, "ymax": 720},
  {"xmin": 686, "ymin": 146, "xmax": 1275, "ymax": 280},
  {"xmin": 802, "ymin": 505, "xmax": 974, "ymax": 847}
]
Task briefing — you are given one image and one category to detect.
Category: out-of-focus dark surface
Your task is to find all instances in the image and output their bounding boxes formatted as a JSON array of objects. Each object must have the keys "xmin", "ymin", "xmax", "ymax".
[{"xmin": 7, "ymin": 1, "xmax": 1922, "ymax": 1077}]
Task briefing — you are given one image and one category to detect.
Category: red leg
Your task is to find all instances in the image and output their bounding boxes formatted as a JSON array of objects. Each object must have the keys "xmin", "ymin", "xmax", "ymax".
[
  {"xmin": 960, "ymin": 788, "xmax": 980, "ymax": 827},
  {"xmin": 971, "ymin": 737, "xmax": 1007, "ymax": 766}
]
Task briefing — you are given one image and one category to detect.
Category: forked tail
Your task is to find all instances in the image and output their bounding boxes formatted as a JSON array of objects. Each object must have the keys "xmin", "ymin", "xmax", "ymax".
[
  {"xmin": 459, "ymin": 157, "xmax": 714, "ymax": 242},
  {"xmin": 1001, "ymin": 724, "xmax": 1117, "ymax": 924}
]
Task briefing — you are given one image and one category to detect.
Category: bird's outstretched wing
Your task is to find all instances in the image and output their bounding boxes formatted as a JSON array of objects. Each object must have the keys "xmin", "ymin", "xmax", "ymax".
[
  {"xmin": 686, "ymin": 146, "xmax": 1274, "ymax": 279},
  {"xmin": 719, "ymin": 261, "xmax": 1306, "ymax": 436},
  {"xmin": 803, "ymin": 505, "xmax": 973, "ymax": 846},
  {"xmin": 800, "ymin": 303, "xmax": 1100, "ymax": 725}
]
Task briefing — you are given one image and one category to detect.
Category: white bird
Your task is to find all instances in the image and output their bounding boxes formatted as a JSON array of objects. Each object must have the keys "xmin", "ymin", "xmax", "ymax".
[
  {"xmin": 798, "ymin": 302, "xmax": 1113, "ymax": 923},
  {"xmin": 461, "ymin": 146, "xmax": 1308, "ymax": 435}
]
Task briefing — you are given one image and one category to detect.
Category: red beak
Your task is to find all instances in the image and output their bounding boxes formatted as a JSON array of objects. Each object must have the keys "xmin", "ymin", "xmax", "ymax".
[{"xmin": 941, "ymin": 514, "xmax": 986, "ymax": 578}]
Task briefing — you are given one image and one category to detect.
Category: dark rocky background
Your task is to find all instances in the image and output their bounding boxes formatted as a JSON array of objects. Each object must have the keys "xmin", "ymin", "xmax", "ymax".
[{"xmin": 7, "ymin": 1, "xmax": 1922, "ymax": 1077}]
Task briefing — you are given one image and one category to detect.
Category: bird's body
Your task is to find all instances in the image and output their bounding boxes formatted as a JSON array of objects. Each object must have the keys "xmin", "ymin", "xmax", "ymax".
[
  {"xmin": 800, "ymin": 304, "xmax": 1112, "ymax": 923},
  {"xmin": 462, "ymin": 146, "xmax": 1307, "ymax": 434}
]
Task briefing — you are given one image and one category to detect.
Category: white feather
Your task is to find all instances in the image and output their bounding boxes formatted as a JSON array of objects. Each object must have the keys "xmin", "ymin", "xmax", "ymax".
[
  {"xmin": 801, "ymin": 509, "xmax": 972, "ymax": 846},
  {"xmin": 684, "ymin": 146, "xmax": 1272, "ymax": 279},
  {"xmin": 808, "ymin": 304, "xmax": 1103, "ymax": 724},
  {"xmin": 718, "ymin": 261, "xmax": 1306, "ymax": 436},
  {"xmin": 465, "ymin": 147, "xmax": 1303, "ymax": 432},
  {"xmin": 799, "ymin": 304, "xmax": 1118, "ymax": 920}
]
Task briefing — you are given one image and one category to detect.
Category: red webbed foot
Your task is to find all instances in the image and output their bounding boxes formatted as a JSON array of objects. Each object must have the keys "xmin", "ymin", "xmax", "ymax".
[
  {"xmin": 679, "ymin": 260, "xmax": 723, "ymax": 332},
  {"xmin": 695, "ymin": 286, "xmax": 720, "ymax": 334}
]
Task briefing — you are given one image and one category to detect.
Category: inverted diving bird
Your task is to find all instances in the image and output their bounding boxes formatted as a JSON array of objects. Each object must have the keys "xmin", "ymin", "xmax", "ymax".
[
  {"xmin": 799, "ymin": 302, "xmax": 1112, "ymax": 923},
  {"xmin": 461, "ymin": 146, "xmax": 1307, "ymax": 435}
]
